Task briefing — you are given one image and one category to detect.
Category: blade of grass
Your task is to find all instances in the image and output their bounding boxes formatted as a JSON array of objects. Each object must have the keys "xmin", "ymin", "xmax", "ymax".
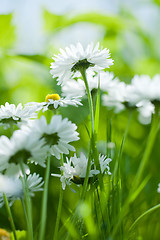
[
  {"xmin": 53, "ymin": 154, "xmax": 64, "ymax": 240},
  {"xmin": 39, "ymin": 154, "xmax": 51, "ymax": 240},
  {"xmin": 129, "ymin": 203, "xmax": 160, "ymax": 232},
  {"xmin": 3, "ymin": 194, "xmax": 17, "ymax": 240}
]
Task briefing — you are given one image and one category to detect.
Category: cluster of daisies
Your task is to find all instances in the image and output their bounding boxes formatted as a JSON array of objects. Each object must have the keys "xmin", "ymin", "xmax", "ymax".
[
  {"xmin": 60, "ymin": 68, "xmax": 160, "ymax": 125},
  {"xmin": 0, "ymin": 101, "xmax": 81, "ymax": 205},
  {"xmin": 1, "ymin": 42, "xmax": 160, "ymax": 208}
]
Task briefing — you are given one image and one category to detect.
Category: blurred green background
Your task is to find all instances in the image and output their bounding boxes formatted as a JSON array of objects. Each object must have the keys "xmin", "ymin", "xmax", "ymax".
[{"xmin": 0, "ymin": 0, "xmax": 160, "ymax": 239}]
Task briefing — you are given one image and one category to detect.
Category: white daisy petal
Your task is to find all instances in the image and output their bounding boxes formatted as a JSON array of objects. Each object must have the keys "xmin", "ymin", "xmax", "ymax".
[
  {"xmin": 50, "ymin": 42, "xmax": 113, "ymax": 86},
  {"xmin": 0, "ymin": 102, "xmax": 37, "ymax": 129},
  {"xmin": 0, "ymin": 173, "xmax": 43, "ymax": 207},
  {"xmin": 0, "ymin": 129, "xmax": 48, "ymax": 171},
  {"xmin": 52, "ymin": 153, "xmax": 111, "ymax": 190},
  {"xmin": 21, "ymin": 115, "xmax": 79, "ymax": 159}
]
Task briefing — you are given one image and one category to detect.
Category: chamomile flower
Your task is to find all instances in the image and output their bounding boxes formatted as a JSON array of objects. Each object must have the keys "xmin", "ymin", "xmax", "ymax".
[
  {"xmin": 52, "ymin": 152, "xmax": 99, "ymax": 190},
  {"xmin": 0, "ymin": 102, "xmax": 37, "ymax": 129},
  {"xmin": 0, "ymin": 173, "xmax": 43, "ymax": 207},
  {"xmin": 61, "ymin": 78, "xmax": 86, "ymax": 97},
  {"xmin": 137, "ymin": 100, "xmax": 154, "ymax": 125},
  {"xmin": 50, "ymin": 42, "xmax": 113, "ymax": 86},
  {"xmin": 0, "ymin": 174, "xmax": 22, "ymax": 207},
  {"xmin": 23, "ymin": 115, "xmax": 79, "ymax": 159},
  {"xmin": 0, "ymin": 129, "xmax": 48, "ymax": 172},
  {"xmin": 52, "ymin": 153, "xmax": 112, "ymax": 190},
  {"xmin": 26, "ymin": 93, "xmax": 82, "ymax": 112},
  {"xmin": 128, "ymin": 74, "xmax": 160, "ymax": 105},
  {"xmin": 102, "ymin": 82, "xmax": 127, "ymax": 113}
]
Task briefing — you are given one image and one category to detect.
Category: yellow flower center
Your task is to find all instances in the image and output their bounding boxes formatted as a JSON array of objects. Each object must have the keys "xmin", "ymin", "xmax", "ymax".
[
  {"xmin": 45, "ymin": 94, "xmax": 60, "ymax": 102},
  {"xmin": 0, "ymin": 228, "xmax": 10, "ymax": 240}
]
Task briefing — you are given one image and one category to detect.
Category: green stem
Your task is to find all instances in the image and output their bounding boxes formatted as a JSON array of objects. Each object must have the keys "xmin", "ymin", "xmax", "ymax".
[
  {"xmin": 80, "ymin": 69, "xmax": 103, "ymax": 198},
  {"xmin": 129, "ymin": 203, "xmax": 160, "ymax": 232},
  {"xmin": 133, "ymin": 108, "xmax": 160, "ymax": 190},
  {"xmin": 39, "ymin": 154, "xmax": 51, "ymax": 240},
  {"xmin": 80, "ymin": 148, "xmax": 92, "ymax": 200},
  {"xmin": 20, "ymin": 161, "xmax": 33, "ymax": 240},
  {"xmin": 53, "ymin": 154, "xmax": 64, "ymax": 240},
  {"xmin": 80, "ymin": 68, "xmax": 94, "ymax": 132},
  {"xmin": 80, "ymin": 68, "xmax": 95, "ymax": 200},
  {"xmin": 21, "ymin": 199, "xmax": 29, "ymax": 227},
  {"xmin": 3, "ymin": 193, "xmax": 17, "ymax": 240},
  {"xmin": 106, "ymin": 113, "xmax": 112, "ymax": 157}
]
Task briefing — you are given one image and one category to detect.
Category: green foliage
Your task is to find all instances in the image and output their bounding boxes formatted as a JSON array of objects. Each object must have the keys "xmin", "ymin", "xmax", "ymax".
[
  {"xmin": 11, "ymin": 231, "xmax": 27, "ymax": 240},
  {"xmin": 0, "ymin": 14, "xmax": 15, "ymax": 49}
]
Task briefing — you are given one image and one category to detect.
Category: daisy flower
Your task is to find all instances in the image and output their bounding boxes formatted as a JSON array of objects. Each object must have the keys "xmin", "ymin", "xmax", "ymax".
[
  {"xmin": 50, "ymin": 42, "xmax": 113, "ymax": 86},
  {"xmin": 157, "ymin": 183, "xmax": 160, "ymax": 193},
  {"xmin": 127, "ymin": 74, "xmax": 160, "ymax": 105},
  {"xmin": 23, "ymin": 115, "xmax": 79, "ymax": 159},
  {"xmin": 52, "ymin": 153, "xmax": 111, "ymax": 190},
  {"xmin": 0, "ymin": 173, "xmax": 43, "ymax": 207},
  {"xmin": 0, "ymin": 174, "xmax": 22, "ymax": 207},
  {"xmin": 26, "ymin": 93, "xmax": 82, "ymax": 112},
  {"xmin": 0, "ymin": 129, "xmax": 48, "ymax": 172},
  {"xmin": 102, "ymin": 82, "xmax": 127, "ymax": 113},
  {"xmin": 137, "ymin": 100, "xmax": 154, "ymax": 125},
  {"xmin": 0, "ymin": 102, "xmax": 37, "ymax": 129}
]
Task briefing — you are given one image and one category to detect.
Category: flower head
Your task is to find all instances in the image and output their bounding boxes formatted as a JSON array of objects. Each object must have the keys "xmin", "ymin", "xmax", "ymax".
[
  {"xmin": 26, "ymin": 93, "xmax": 82, "ymax": 112},
  {"xmin": 137, "ymin": 100, "xmax": 154, "ymax": 125},
  {"xmin": 0, "ymin": 173, "xmax": 43, "ymax": 207},
  {"xmin": 0, "ymin": 102, "xmax": 37, "ymax": 129},
  {"xmin": 0, "ymin": 129, "xmax": 48, "ymax": 171},
  {"xmin": 127, "ymin": 74, "xmax": 160, "ymax": 105},
  {"xmin": 0, "ymin": 229, "xmax": 10, "ymax": 239},
  {"xmin": 102, "ymin": 81, "xmax": 127, "ymax": 113},
  {"xmin": 50, "ymin": 42, "xmax": 113, "ymax": 86},
  {"xmin": 23, "ymin": 115, "xmax": 79, "ymax": 159},
  {"xmin": 52, "ymin": 153, "xmax": 111, "ymax": 190},
  {"xmin": 157, "ymin": 183, "xmax": 160, "ymax": 193}
]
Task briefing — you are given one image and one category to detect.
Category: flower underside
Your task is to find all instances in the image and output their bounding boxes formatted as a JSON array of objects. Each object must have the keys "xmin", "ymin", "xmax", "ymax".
[
  {"xmin": 123, "ymin": 101, "xmax": 137, "ymax": 110},
  {"xmin": 9, "ymin": 150, "xmax": 31, "ymax": 164},
  {"xmin": 71, "ymin": 175, "xmax": 97, "ymax": 185},
  {"xmin": 151, "ymin": 99, "xmax": 160, "ymax": 107},
  {"xmin": 0, "ymin": 117, "xmax": 21, "ymax": 125},
  {"xmin": 71, "ymin": 59, "xmax": 95, "ymax": 72},
  {"xmin": 42, "ymin": 133, "xmax": 60, "ymax": 147}
]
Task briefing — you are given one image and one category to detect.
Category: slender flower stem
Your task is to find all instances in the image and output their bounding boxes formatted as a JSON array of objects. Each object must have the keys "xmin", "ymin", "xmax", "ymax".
[
  {"xmin": 3, "ymin": 193, "xmax": 17, "ymax": 240},
  {"xmin": 80, "ymin": 68, "xmax": 94, "ymax": 132},
  {"xmin": 133, "ymin": 108, "xmax": 160, "ymax": 190},
  {"xmin": 80, "ymin": 68, "xmax": 95, "ymax": 200},
  {"xmin": 21, "ymin": 199, "xmax": 28, "ymax": 227},
  {"xmin": 20, "ymin": 161, "xmax": 33, "ymax": 240},
  {"xmin": 53, "ymin": 154, "xmax": 64, "ymax": 240},
  {"xmin": 39, "ymin": 154, "xmax": 51, "ymax": 240},
  {"xmin": 80, "ymin": 68, "xmax": 103, "ymax": 199}
]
